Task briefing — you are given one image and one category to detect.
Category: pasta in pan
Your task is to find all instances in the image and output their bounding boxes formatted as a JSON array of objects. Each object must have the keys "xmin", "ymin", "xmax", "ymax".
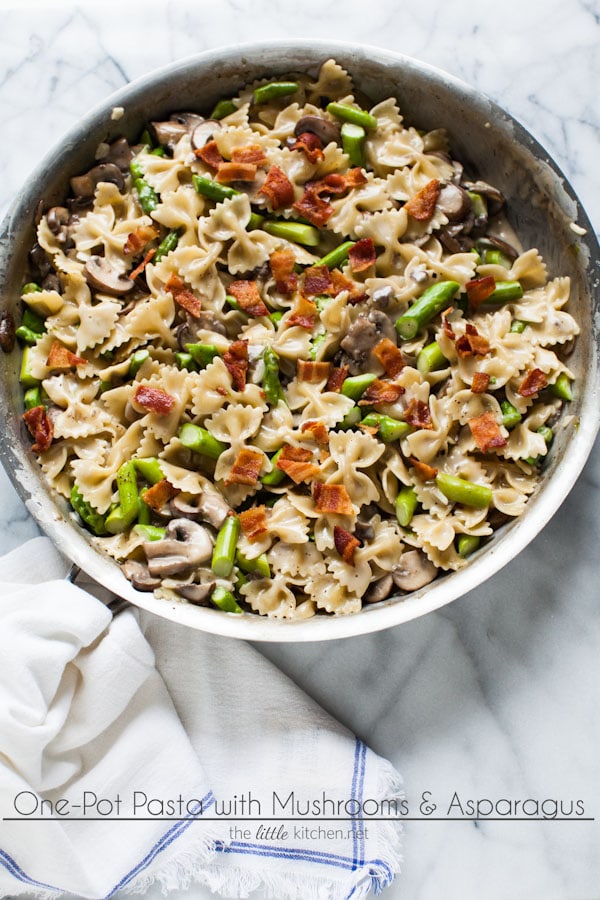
[{"xmin": 17, "ymin": 58, "xmax": 579, "ymax": 617}]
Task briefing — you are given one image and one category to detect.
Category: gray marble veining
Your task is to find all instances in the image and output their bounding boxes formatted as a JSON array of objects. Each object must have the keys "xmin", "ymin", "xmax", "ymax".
[{"xmin": 1, "ymin": 1, "xmax": 599, "ymax": 897}]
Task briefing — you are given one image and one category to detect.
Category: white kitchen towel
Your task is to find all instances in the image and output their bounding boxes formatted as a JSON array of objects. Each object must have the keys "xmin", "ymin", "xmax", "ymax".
[{"xmin": 0, "ymin": 537, "xmax": 403, "ymax": 900}]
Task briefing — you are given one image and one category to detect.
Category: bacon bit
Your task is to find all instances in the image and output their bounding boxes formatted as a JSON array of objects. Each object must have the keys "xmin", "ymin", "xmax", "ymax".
[
  {"xmin": 231, "ymin": 144, "xmax": 267, "ymax": 166},
  {"xmin": 359, "ymin": 379, "xmax": 405, "ymax": 406},
  {"xmin": 228, "ymin": 280, "xmax": 269, "ymax": 317},
  {"xmin": 223, "ymin": 339, "xmax": 249, "ymax": 391},
  {"xmin": 442, "ymin": 310, "xmax": 456, "ymax": 340},
  {"xmin": 404, "ymin": 398, "xmax": 433, "ymax": 430},
  {"xmin": 326, "ymin": 366, "xmax": 348, "ymax": 393},
  {"xmin": 124, "ymin": 225, "xmax": 159, "ymax": 255},
  {"xmin": 129, "ymin": 248, "xmax": 157, "ymax": 281},
  {"xmin": 239, "ymin": 505, "xmax": 268, "ymax": 541},
  {"xmin": 409, "ymin": 458, "xmax": 438, "ymax": 481},
  {"xmin": 404, "ymin": 179, "xmax": 440, "ymax": 221},
  {"xmin": 142, "ymin": 478, "xmax": 178, "ymax": 512},
  {"xmin": 46, "ymin": 341, "xmax": 86, "ymax": 369},
  {"xmin": 471, "ymin": 371, "xmax": 491, "ymax": 394},
  {"xmin": 290, "ymin": 131, "xmax": 324, "ymax": 164},
  {"xmin": 133, "ymin": 384, "xmax": 176, "ymax": 415},
  {"xmin": 519, "ymin": 367, "xmax": 548, "ymax": 398},
  {"xmin": 349, "ymin": 238, "xmax": 376, "ymax": 273},
  {"xmin": 194, "ymin": 140, "xmax": 223, "ymax": 170},
  {"xmin": 292, "ymin": 186, "xmax": 333, "ymax": 227},
  {"xmin": 225, "ymin": 447, "xmax": 264, "ymax": 486},
  {"xmin": 259, "ymin": 166, "xmax": 295, "ymax": 209},
  {"xmin": 466, "ymin": 275, "xmax": 496, "ymax": 310},
  {"xmin": 287, "ymin": 295, "xmax": 317, "ymax": 329},
  {"xmin": 23, "ymin": 406, "xmax": 53, "ymax": 453},
  {"xmin": 217, "ymin": 161, "xmax": 257, "ymax": 184},
  {"xmin": 469, "ymin": 411, "xmax": 507, "ymax": 452},
  {"xmin": 313, "ymin": 482, "xmax": 354, "ymax": 516},
  {"xmin": 372, "ymin": 338, "xmax": 405, "ymax": 378},
  {"xmin": 276, "ymin": 445, "xmax": 321, "ymax": 484},
  {"xmin": 329, "ymin": 269, "xmax": 367, "ymax": 304},
  {"xmin": 165, "ymin": 272, "xmax": 202, "ymax": 318},
  {"xmin": 333, "ymin": 525, "xmax": 360, "ymax": 565},
  {"xmin": 297, "ymin": 360, "xmax": 332, "ymax": 382},
  {"xmin": 455, "ymin": 323, "xmax": 491, "ymax": 358},
  {"xmin": 303, "ymin": 265, "xmax": 332, "ymax": 296},
  {"xmin": 269, "ymin": 249, "xmax": 298, "ymax": 295},
  {"xmin": 300, "ymin": 420, "xmax": 329, "ymax": 445},
  {"xmin": 292, "ymin": 168, "xmax": 367, "ymax": 227}
]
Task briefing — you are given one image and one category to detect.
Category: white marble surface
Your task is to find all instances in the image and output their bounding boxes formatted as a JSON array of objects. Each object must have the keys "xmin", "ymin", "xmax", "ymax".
[{"xmin": 1, "ymin": 1, "xmax": 599, "ymax": 898}]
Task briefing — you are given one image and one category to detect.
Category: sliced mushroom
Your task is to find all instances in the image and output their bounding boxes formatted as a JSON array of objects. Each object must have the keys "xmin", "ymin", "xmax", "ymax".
[
  {"xmin": 0, "ymin": 311, "xmax": 15, "ymax": 354},
  {"xmin": 84, "ymin": 256, "xmax": 135, "ymax": 297},
  {"xmin": 121, "ymin": 559, "xmax": 161, "ymax": 592},
  {"xmin": 29, "ymin": 243, "xmax": 52, "ymax": 280},
  {"xmin": 171, "ymin": 491, "xmax": 231, "ymax": 528},
  {"xmin": 174, "ymin": 581, "xmax": 215, "ymax": 605},
  {"xmin": 354, "ymin": 518, "xmax": 375, "ymax": 543},
  {"xmin": 437, "ymin": 184, "xmax": 471, "ymax": 223},
  {"xmin": 364, "ymin": 573, "xmax": 394, "ymax": 604},
  {"xmin": 462, "ymin": 179, "xmax": 504, "ymax": 216},
  {"xmin": 392, "ymin": 550, "xmax": 438, "ymax": 592},
  {"xmin": 70, "ymin": 163, "xmax": 125, "ymax": 201},
  {"xmin": 144, "ymin": 519, "xmax": 213, "ymax": 577},
  {"xmin": 438, "ymin": 223, "xmax": 475, "ymax": 254},
  {"xmin": 370, "ymin": 285, "xmax": 394, "ymax": 309},
  {"xmin": 190, "ymin": 120, "xmax": 221, "ymax": 152},
  {"xmin": 340, "ymin": 309, "xmax": 397, "ymax": 374},
  {"xmin": 42, "ymin": 272, "xmax": 62, "ymax": 294},
  {"xmin": 151, "ymin": 113, "xmax": 205, "ymax": 152},
  {"xmin": 99, "ymin": 137, "xmax": 133, "ymax": 173},
  {"xmin": 46, "ymin": 206, "xmax": 70, "ymax": 235},
  {"xmin": 294, "ymin": 115, "xmax": 341, "ymax": 146},
  {"xmin": 176, "ymin": 312, "xmax": 227, "ymax": 349}
]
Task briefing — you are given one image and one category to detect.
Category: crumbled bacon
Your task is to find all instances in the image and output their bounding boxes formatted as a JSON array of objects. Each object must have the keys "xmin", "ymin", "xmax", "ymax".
[
  {"xmin": 326, "ymin": 365, "xmax": 349, "ymax": 393},
  {"xmin": 165, "ymin": 272, "xmax": 202, "ymax": 318},
  {"xmin": 300, "ymin": 420, "xmax": 329, "ymax": 444},
  {"xmin": 349, "ymin": 238, "xmax": 376, "ymax": 273},
  {"xmin": 276, "ymin": 445, "xmax": 321, "ymax": 484},
  {"xmin": 313, "ymin": 482, "xmax": 354, "ymax": 516},
  {"xmin": 217, "ymin": 161, "xmax": 257, "ymax": 184},
  {"xmin": 471, "ymin": 372, "xmax": 491, "ymax": 394},
  {"xmin": 469, "ymin": 411, "xmax": 507, "ymax": 452},
  {"xmin": 142, "ymin": 478, "xmax": 178, "ymax": 512},
  {"xmin": 372, "ymin": 338, "xmax": 405, "ymax": 378},
  {"xmin": 239, "ymin": 505, "xmax": 268, "ymax": 541},
  {"xmin": 259, "ymin": 166, "xmax": 295, "ymax": 209},
  {"xmin": 466, "ymin": 276, "xmax": 496, "ymax": 310},
  {"xmin": 404, "ymin": 398, "xmax": 433, "ymax": 430},
  {"xmin": 441, "ymin": 310, "xmax": 456, "ymax": 340},
  {"xmin": 334, "ymin": 525, "xmax": 360, "ymax": 565},
  {"xmin": 292, "ymin": 168, "xmax": 367, "ymax": 226},
  {"xmin": 292, "ymin": 186, "xmax": 333, "ymax": 227},
  {"xmin": 23, "ymin": 406, "xmax": 53, "ymax": 453},
  {"xmin": 409, "ymin": 458, "xmax": 438, "ymax": 481},
  {"xmin": 228, "ymin": 280, "xmax": 269, "ymax": 317},
  {"xmin": 303, "ymin": 266, "xmax": 332, "ymax": 296},
  {"xmin": 297, "ymin": 360, "xmax": 331, "ymax": 382},
  {"xmin": 519, "ymin": 367, "xmax": 548, "ymax": 397},
  {"xmin": 129, "ymin": 248, "xmax": 157, "ymax": 281},
  {"xmin": 404, "ymin": 179, "xmax": 440, "ymax": 221},
  {"xmin": 124, "ymin": 225, "xmax": 159, "ymax": 255},
  {"xmin": 46, "ymin": 341, "xmax": 86, "ymax": 369},
  {"xmin": 133, "ymin": 384, "xmax": 176, "ymax": 415},
  {"xmin": 290, "ymin": 131, "xmax": 324, "ymax": 164},
  {"xmin": 231, "ymin": 144, "xmax": 268, "ymax": 166},
  {"xmin": 359, "ymin": 379, "xmax": 405, "ymax": 406},
  {"xmin": 269, "ymin": 249, "xmax": 298, "ymax": 294},
  {"xmin": 455, "ymin": 323, "xmax": 490, "ymax": 358},
  {"xmin": 287, "ymin": 295, "xmax": 317, "ymax": 329},
  {"xmin": 329, "ymin": 269, "xmax": 367, "ymax": 304},
  {"xmin": 223, "ymin": 339, "xmax": 249, "ymax": 391},
  {"xmin": 194, "ymin": 140, "xmax": 223, "ymax": 170},
  {"xmin": 225, "ymin": 447, "xmax": 264, "ymax": 485}
]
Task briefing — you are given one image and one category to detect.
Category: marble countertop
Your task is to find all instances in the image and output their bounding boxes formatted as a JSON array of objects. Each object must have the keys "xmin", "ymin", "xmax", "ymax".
[{"xmin": 1, "ymin": 1, "xmax": 599, "ymax": 898}]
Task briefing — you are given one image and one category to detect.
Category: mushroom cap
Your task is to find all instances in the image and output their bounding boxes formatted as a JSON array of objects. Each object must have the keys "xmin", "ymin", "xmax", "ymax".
[
  {"xmin": 70, "ymin": 163, "xmax": 125, "ymax": 201},
  {"xmin": 364, "ymin": 573, "xmax": 394, "ymax": 604},
  {"xmin": 121, "ymin": 559, "xmax": 161, "ymax": 591},
  {"xmin": 144, "ymin": 519, "xmax": 213, "ymax": 577},
  {"xmin": 190, "ymin": 120, "xmax": 221, "ymax": 151},
  {"xmin": 174, "ymin": 580, "xmax": 215, "ymax": 605},
  {"xmin": 294, "ymin": 115, "xmax": 341, "ymax": 146},
  {"xmin": 170, "ymin": 491, "xmax": 231, "ymax": 529},
  {"xmin": 84, "ymin": 256, "xmax": 135, "ymax": 297},
  {"xmin": 151, "ymin": 113, "xmax": 205, "ymax": 152},
  {"xmin": 392, "ymin": 550, "xmax": 438, "ymax": 592},
  {"xmin": 437, "ymin": 183, "xmax": 471, "ymax": 223}
]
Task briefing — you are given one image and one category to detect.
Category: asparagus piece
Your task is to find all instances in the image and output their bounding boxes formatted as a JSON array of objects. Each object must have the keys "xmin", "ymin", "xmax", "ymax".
[
  {"xmin": 210, "ymin": 585, "xmax": 243, "ymax": 613},
  {"xmin": 15, "ymin": 326, "xmax": 40, "ymax": 346},
  {"xmin": 105, "ymin": 460, "xmax": 139, "ymax": 534},
  {"xmin": 316, "ymin": 240, "xmax": 355, "ymax": 269},
  {"xmin": 186, "ymin": 343, "xmax": 221, "ymax": 368},
  {"xmin": 309, "ymin": 332, "xmax": 328, "ymax": 360},
  {"xmin": 485, "ymin": 281, "xmax": 523, "ymax": 304},
  {"xmin": 341, "ymin": 122, "xmax": 366, "ymax": 167},
  {"xmin": 417, "ymin": 341, "xmax": 448, "ymax": 374},
  {"xmin": 395, "ymin": 281, "xmax": 460, "ymax": 340},
  {"xmin": 262, "ymin": 448, "xmax": 286, "ymax": 485},
  {"xmin": 133, "ymin": 524, "xmax": 166, "ymax": 541},
  {"xmin": 211, "ymin": 98, "xmax": 238, "ymax": 119},
  {"xmin": 341, "ymin": 373, "xmax": 377, "ymax": 401},
  {"xmin": 137, "ymin": 496, "xmax": 151, "ymax": 525},
  {"xmin": 395, "ymin": 486, "xmax": 418, "ymax": 527},
  {"xmin": 192, "ymin": 174, "xmax": 239, "ymax": 202},
  {"xmin": 510, "ymin": 319, "xmax": 527, "ymax": 333},
  {"xmin": 130, "ymin": 159, "xmax": 159, "ymax": 214},
  {"xmin": 501, "ymin": 400, "xmax": 522, "ymax": 429},
  {"xmin": 179, "ymin": 422, "xmax": 227, "ymax": 459},
  {"xmin": 270, "ymin": 311, "xmax": 283, "ymax": 327},
  {"xmin": 236, "ymin": 550, "xmax": 271, "ymax": 579},
  {"xmin": 338, "ymin": 406, "xmax": 363, "ymax": 430},
  {"xmin": 467, "ymin": 191, "xmax": 487, "ymax": 220},
  {"xmin": 19, "ymin": 347, "xmax": 39, "ymax": 388},
  {"xmin": 134, "ymin": 457, "xmax": 164, "ymax": 484},
  {"xmin": 436, "ymin": 473, "xmax": 492, "ymax": 509},
  {"xmin": 129, "ymin": 348, "xmax": 149, "ymax": 378},
  {"xmin": 262, "ymin": 347, "xmax": 285, "ymax": 405},
  {"xmin": 212, "ymin": 515, "xmax": 240, "ymax": 577},
  {"xmin": 70, "ymin": 485, "xmax": 108, "ymax": 536},
  {"xmin": 248, "ymin": 212, "xmax": 264, "ymax": 230},
  {"xmin": 326, "ymin": 101, "xmax": 377, "ymax": 130},
  {"xmin": 457, "ymin": 534, "xmax": 481, "ymax": 557},
  {"xmin": 22, "ymin": 308, "xmax": 46, "ymax": 333},
  {"xmin": 22, "ymin": 282, "xmax": 42, "ymax": 294},
  {"xmin": 537, "ymin": 425, "xmax": 554, "ymax": 444},
  {"xmin": 154, "ymin": 230, "xmax": 179, "ymax": 263},
  {"xmin": 24, "ymin": 386, "xmax": 42, "ymax": 410},
  {"xmin": 263, "ymin": 220, "xmax": 321, "ymax": 247},
  {"xmin": 253, "ymin": 81, "xmax": 298, "ymax": 104},
  {"xmin": 361, "ymin": 413, "xmax": 411, "ymax": 443},
  {"xmin": 550, "ymin": 372, "xmax": 573, "ymax": 401},
  {"xmin": 484, "ymin": 249, "xmax": 513, "ymax": 268},
  {"xmin": 175, "ymin": 352, "xmax": 197, "ymax": 371}
]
